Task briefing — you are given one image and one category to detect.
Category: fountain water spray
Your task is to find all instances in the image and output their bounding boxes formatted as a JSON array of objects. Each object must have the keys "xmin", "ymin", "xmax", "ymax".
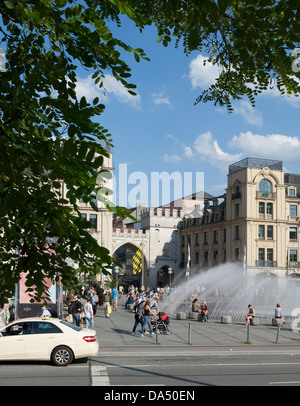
[{"xmin": 160, "ymin": 263, "xmax": 300, "ymax": 323}]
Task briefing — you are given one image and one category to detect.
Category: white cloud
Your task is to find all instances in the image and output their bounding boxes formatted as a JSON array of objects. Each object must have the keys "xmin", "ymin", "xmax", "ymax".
[
  {"xmin": 233, "ymin": 101, "xmax": 263, "ymax": 126},
  {"xmin": 75, "ymin": 74, "xmax": 141, "ymax": 108},
  {"xmin": 183, "ymin": 146, "xmax": 193, "ymax": 159},
  {"xmin": 193, "ymin": 131, "xmax": 242, "ymax": 172},
  {"xmin": 228, "ymin": 131, "xmax": 300, "ymax": 163},
  {"xmin": 162, "ymin": 153, "xmax": 182, "ymax": 164},
  {"xmin": 189, "ymin": 54, "xmax": 221, "ymax": 89},
  {"xmin": 152, "ymin": 92, "xmax": 172, "ymax": 107},
  {"xmin": 75, "ymin": 75, "xmax": 104, "ymax": 102},
  {"xmin": 164, "ymin": 129, "xmax": 300, "ymax": 176}
]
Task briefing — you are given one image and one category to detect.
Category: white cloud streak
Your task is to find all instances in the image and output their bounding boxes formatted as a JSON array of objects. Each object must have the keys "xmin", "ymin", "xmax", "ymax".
[
  {"xmin": 165, "ymin": 130, "xmax": 300, "ymax": 173},
  {"xmin": 75, "ymin": 74, "xmax": 141, "ymax": 108}
]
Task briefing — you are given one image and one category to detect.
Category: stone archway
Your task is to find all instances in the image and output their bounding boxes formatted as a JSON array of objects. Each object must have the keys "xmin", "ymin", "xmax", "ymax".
[{"xmin": 113, "ymin": 242, "xmax": 146, "ymax": 289}]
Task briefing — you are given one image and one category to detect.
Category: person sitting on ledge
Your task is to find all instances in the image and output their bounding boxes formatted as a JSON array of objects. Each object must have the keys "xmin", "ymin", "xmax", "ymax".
[
  {"xmin": 192, "ymin": 298, "xmax": 201, "ymax": 313},
  {"xmin": 245, "ymin": 304, "xmax": 255, "ymax": 326},
  {"xmin": 275, "ymin": 303, "xmax": 284, "ymax": 322},
  {"xmin": 200, "ymin": 301, "xmax": 210, "ymax": 322},
  {"xmin": 125, "ymin": 293, "xmax": 134, "ymax": 309}
]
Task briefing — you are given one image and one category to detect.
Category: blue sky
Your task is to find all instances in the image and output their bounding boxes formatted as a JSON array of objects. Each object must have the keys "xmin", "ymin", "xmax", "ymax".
[{"xmin": 75, "ymin": 17, "xmax": 300, "ymax": 209}]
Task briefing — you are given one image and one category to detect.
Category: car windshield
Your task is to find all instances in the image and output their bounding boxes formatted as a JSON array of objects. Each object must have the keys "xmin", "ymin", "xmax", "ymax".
[{"xmin": 59, "ymin": 320, "xmax": 81, "ymax": 332}]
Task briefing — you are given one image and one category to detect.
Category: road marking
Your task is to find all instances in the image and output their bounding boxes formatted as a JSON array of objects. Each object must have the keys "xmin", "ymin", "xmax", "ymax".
[
  {"xmin": 91, "ymin": 366, "xmax": 111, "ymax": 386},
  {"xmin": 104, "ymin": 362, "xmax": 300, "ymax": 368},
  {"xmin": 269, "ymin": 381, "xmax": 300, "ymax": 385}
]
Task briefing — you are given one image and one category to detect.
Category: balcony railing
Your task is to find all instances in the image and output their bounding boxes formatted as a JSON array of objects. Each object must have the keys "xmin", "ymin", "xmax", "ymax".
[
  {"xmin": 256, "ymin": 191, "xmax": 276, "ymax": 199},
  {"xmin": 255, "ymin": 260, "xmax": 277, "ymax": 267},
  {"xmin": 288, "ymin": 262, "xmax": 300, "ymax": 269},
  {"xmin": 232, "ymin": 191, "xmax": 241, "ymax": 200}
]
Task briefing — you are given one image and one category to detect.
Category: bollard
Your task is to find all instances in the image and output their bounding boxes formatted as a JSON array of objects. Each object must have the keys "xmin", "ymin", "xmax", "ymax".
[
  {"xmin": 155, "ymin": 321, "xmax": 159, "ymax": 345},
  {"xmin": 246, "ymin": 324, "xmax": 250, "ymax": 344},
  {"xmin": 187, "ymin": 323, "xmax": 192, "ymax": 345},
  {"xmin": 276, "ymin": 323, "xmax": 281, "ymax": 343}
]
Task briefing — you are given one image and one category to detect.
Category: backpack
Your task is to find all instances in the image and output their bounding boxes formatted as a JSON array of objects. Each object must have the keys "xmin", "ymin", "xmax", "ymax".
[
  {"xmin": 49, "ymin": 308, "xmax": 58, "ymax": 318},
  {"xmin": 68, "ymin": 301, "xmax": 76, "ymax": 314}
]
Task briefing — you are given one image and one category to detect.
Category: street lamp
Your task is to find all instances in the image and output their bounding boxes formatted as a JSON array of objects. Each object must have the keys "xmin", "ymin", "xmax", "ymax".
[
  {"xmin": 115, "ymin": 266, "xmax": 120, "ymax": 289},
  {"xmin": 168, "ymin": 267, "xmax": 173, "ymax": 288}
]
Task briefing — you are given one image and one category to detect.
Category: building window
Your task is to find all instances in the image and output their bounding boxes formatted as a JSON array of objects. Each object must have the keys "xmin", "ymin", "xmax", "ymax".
[
  {"xmin": 232, "ymin": 185, "xmax": 241, "ymax": 200},
  {"xmin": 195, "ymin": 252, "xmax": 200, "ymax": 265},
  {"xmin": 204, "ymin": 231, "xmax": 208, "ymax": 244},
  {"xmin": 213, "ymin": 250, "xmax": 218, "ymax": 265},
  {"xmin": 181, "ymin": 235, "xmax": 185, "ymax": 247},
  {"xmin": 223, "ymin": 250, "xmax": 226, "ymax": 262},
  {"xmin": 290, "ymin": 250, "xmax": 298, "ymax": 262},
  {"xmin": 259, "ymin": 179, "xmax": 272, "ymax": 197},
  {"xmin": 235, "ymin": 248, "xmax": 240, "ymax": 261},
  {"xmin": 223, "ymin": 228, "xmax": 226, "ymax": 242},
  {"xmin": 203, "ymin": 251, "xmax": 208, "ymax": 266},
  {"xmin": 267, "ymin": 225, "xmax": 273, "ymax": 240},
  {"xmin": 290, "ymin": 227, "xmax": 297, "ymax": 240},
  {"xmin": 213, "ymin": 230, "xmax": 218, "ymax": 243},
  {"xmin": 187, "ymin": 235, "xmax": 191, "ymax": 245},
  {"xmin": 289, "ymin": 188, "xmax": 296, "ymax": 196},
  {"xmin": 290, "ymin": 205, "xmax": 297, "ymax": 217},
  {"xmin": 258, "ymin": 248, "xmax": 265, "ymax": 266},
  {"xmin": 89, "ymin": 214, "xmax": 97, "ymax": 230},
  {"xmin": 259, "ymin": 202, "xmax": 265, "ymax": 214},
  {"xmin": 266, "ymin": 203, "xmax": 273, "ymax": 215},
  {"xmin": 235, "ymin": 203, "xmax": 240, "ymax": 217},
  {"xmin": 195, "ymin": 233, "xmax": 199, "ymax": 245},
  {"xmin": 235, "ymin": 225, "xmax": 240, "ymax": 240},
  {"xmin": 258, "ymin": 225, "xmax": 265, "ymax": 239},
  {"xmin": 267, "ymin": 248, "xmax": 273, "ymax": 266}
]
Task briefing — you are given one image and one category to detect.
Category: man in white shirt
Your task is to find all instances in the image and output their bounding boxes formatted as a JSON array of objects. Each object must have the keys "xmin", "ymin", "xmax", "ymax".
[{"xmin": 38, "ymin": 304, "xmax": 52, "ymax": 318}]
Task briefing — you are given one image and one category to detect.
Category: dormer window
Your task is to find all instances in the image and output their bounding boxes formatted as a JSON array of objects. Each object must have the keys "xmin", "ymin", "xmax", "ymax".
[{"xmin": 289, "ymin": 188, "xmax": 296, "ymax": 196}]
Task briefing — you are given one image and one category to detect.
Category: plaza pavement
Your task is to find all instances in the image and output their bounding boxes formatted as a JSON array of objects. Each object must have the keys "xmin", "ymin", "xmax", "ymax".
[{"xmin": 93, "ymin": 296, "xmax": 300, "ymax": 358}]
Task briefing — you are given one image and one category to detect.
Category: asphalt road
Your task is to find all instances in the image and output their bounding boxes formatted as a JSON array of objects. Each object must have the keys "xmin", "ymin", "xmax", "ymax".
[
  {"xmin": 1, "ymin": 353, "xmax": 300, "ymax": 387},
  {"xmin": 90, "ymin": 353, "xmax": 300, "ymax": 387}
]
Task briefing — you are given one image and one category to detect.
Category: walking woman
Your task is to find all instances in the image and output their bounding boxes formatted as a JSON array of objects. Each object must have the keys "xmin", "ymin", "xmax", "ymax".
[
  {"xmin": 84, "ymin": 297, "xmax": 94, "ymax": 329},
  {"xmin": 141, "ymin": 300, "xmax": 157, "ymax": 337}
]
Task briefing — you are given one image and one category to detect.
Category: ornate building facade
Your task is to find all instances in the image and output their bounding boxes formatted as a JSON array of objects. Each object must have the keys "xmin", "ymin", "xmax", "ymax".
[{"xmin": 180, "ymin": 158, "xmax": 300, "ymax": 282}]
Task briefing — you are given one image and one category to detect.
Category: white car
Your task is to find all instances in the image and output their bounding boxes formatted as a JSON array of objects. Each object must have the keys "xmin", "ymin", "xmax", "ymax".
[{"xmin": 0, "ymin": 318, "xmax": 99, "ymax": 366}]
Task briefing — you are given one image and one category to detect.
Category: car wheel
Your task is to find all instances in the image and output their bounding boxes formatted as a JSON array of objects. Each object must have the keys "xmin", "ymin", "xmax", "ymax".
[{"xmin": 51, "ymin": 346, "xmax": 74, "ymax": 367}]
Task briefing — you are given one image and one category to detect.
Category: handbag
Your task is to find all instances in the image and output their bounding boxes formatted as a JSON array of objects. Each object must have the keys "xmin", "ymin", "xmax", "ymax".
[
  {"xmin": 65, "ymin": 314, "xmax": 73, "ymax": 323},
  {"xmin": 80, "ymin": 312, "xmax": 85, "ymax": 324}
]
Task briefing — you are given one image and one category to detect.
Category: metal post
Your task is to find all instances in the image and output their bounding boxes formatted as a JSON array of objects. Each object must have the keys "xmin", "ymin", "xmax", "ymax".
[
  {"xmin": 247, "ymin": 324, "xmax": 250, "ymax": 343},
  {"xmin": 276, "ymin": 323, "xmax": 281, "ymax": 343},
  {"xmin": 188, "ymin": 323, "xmax": 192, "ymax": 345},
  {"xmin": 155, "ymin": 322, "xmax": 159, "ymax": 345}
]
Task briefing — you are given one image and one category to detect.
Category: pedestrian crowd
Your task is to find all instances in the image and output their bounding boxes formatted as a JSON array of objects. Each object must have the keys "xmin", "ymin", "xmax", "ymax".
[
  {"xmin": 0, "ymin": 282, "xmax": 286, "ymax": 335},
  {"xmin": 61, "ymin": 283, "xmax": 168, "ymax": 335}
]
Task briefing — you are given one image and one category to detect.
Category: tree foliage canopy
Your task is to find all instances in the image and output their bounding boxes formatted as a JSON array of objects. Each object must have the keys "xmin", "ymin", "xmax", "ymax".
[
  {"xmin": 0, "ymin": 0, "xmax": 147, "ymax": 300},
  {"xmin": 1, "ymin": 0, "xmax": 300, "ymax": 300},
  {"xmin": 128, "ymin": 0, "xmax": 300, "ymax": 110}
]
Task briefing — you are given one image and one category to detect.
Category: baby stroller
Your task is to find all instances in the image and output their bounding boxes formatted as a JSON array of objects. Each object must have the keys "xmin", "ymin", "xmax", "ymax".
[{"xmin": 151, "ymin": 312, "xmax": 171, "ymax": 335}]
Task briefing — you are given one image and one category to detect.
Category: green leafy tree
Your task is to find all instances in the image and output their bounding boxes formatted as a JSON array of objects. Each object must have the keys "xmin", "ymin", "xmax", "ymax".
[
  {"xmin": 0, "ymin": 0, "xmax": 146, "ymax": 301},
  {"xmin": 128, "ymin": 0, "xmax": 300, "ymax": 110},
  {"xmin": 1, "ymin": 0, "xmax": 300, "ymax": 301}
]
